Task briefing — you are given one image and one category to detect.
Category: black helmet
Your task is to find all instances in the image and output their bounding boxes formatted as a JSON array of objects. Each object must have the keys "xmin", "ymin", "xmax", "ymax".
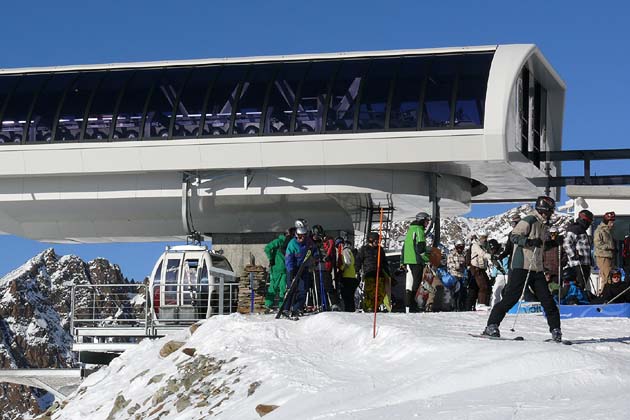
[
  {"xmin": 488, "ymin": 239, "xmax": 500, "ymax": 253},
  {"xmin": 367, "ymin": 232, "xmax": 379, "ymax": 242},
  {"xmin": 312, "ymin": 224, "xmax": 325, "ymax": 237},
  {"xmin": 561, "ymin": 267, "xmax": 575, "ymax": 282},
  {"xmin": 576, "ymin": 210, "xmax": 594, "ymax": 229},
  {"xmin": 535, "ymin": 196, "xmax": 555, "ymax": 218}
]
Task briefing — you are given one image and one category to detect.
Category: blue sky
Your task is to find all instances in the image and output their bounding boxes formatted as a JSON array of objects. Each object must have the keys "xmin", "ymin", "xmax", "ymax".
[{"xmin": 1, "ymin": 1, "xmax": 629, "ymax": 281}]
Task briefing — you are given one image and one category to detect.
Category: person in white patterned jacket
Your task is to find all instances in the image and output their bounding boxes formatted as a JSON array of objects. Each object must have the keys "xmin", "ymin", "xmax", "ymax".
[{"xmin": 562, "ymin": 209, "xmax": 594, "ymax": 293}]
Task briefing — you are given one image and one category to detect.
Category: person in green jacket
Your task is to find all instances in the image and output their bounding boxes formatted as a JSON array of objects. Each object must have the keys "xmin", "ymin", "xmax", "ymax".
[
  {"xmin": 264, "ymin": 227, "xmax": 296, "ymax": 310},
  {"xmin": 402, "ymin": 212, "xmax": 431, "ymax": 312}
]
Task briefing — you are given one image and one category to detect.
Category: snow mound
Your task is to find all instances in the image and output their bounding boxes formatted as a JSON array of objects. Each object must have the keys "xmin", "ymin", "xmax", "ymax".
[{"xmin": 50, "ymin": 312, "xmax": 630, "ymax": 420}]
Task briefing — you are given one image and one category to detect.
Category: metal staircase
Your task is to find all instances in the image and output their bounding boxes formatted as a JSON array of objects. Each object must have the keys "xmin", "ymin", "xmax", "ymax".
[{"xmin": 363, "ymin": 194, "xmax": 395, "ymax": 249}]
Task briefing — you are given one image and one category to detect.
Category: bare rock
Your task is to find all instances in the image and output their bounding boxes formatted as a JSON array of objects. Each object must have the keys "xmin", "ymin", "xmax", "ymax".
[
  {"xmin": 248, "ymin": 381, "xmax": 262, "ymax": 396},
  {"xmin": 182, "ymin": 347, "xmax": 196, "ymax": 357},
  {"xmin": 189, "ymin": 322, "xmax": 203, "ymax": 334},
  {"xmin": 106, "ymin": 394, "xmax": 129, "ymax": 420},
  {"xmin": 255, "ymin": 404, "xmax": 280, "ymax": 417},
  {"xmin": 159, "ymin": 340, "xmax": 185, "ymax": 358}
]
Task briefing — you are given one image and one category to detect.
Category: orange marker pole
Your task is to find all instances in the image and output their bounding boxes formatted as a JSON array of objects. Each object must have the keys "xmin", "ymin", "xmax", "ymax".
[{"xmin": 373, "ymin": 208, "xmax": 384, "ymax": 339}]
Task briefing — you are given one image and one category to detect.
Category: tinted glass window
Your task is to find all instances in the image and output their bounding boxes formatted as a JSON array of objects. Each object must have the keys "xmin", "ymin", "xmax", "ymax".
[
  {"xmin": 211, "ymin": 255, "xmax": 233, "ymax": 272},
  {"xmin": 174, "ymin": 66, "xmax": 220, "ymax": 138},
  {"xmin": 85, "ymin": 70, "xmax": 134, "ymax": 140},
  {"xmin": 152, "ymin": 260, "xmax": 163, "ymax": 285},
  {"xmin": 28, "ymin": 73, "xmax": 76, "ymax": 143},
  {"xmin": 56, "ymin": 72, "xmax": 102, "ymax": 141},
  {"xmin": 263, "ymin": 62, "xmax": 308, "ymax": 134},
  {"xmin": 233, "ymin": 64, "xmax": 276, "ymax": 135},
  {"xmin": 0, "ymin": 74, "xmax": 49, "ymax": 143},
  {"xmin": 390, "ymin": 57, "xmax": 428, "ymax": 129},
  {"xmin": 204, "ymin": 65, "xmax": 248, "ymax": 136},
  {"xmin": 164, "ymin": 258, "xmax": 181, "ymax": 305},
  {"xmin": 114, "ymin": 70, "xmax": 160, "ymax": 140},
  {"xmin": 294, "ymin": 61, "xmax": 338, "ymax": 133},
  {"xmin": 422, "ymin": 56, "xmax": 457, "ymax": 128},
  {"xmin": 454, "ymin": 53, "xmax": 492, "ymax": 128},
  {"xmin": 0, "ymin": 76, "xmax": 20, "ymax": 144},
  {"xmin": 358, "ymin": 59, "xmax": 396, "ymax": 131},
  {"xmin": 325, "ymin": 60, "xmax": 369, "ymax": 132},
  {"xmin": 143, "ymin": 68, "xmax": 189, "ymax": 139}
]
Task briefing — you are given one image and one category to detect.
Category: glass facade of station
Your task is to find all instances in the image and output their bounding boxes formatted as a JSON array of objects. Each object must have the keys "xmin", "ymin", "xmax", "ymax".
[{"xmin": 0, "ymin": 52, "xmax": 493, "ymax": 144}]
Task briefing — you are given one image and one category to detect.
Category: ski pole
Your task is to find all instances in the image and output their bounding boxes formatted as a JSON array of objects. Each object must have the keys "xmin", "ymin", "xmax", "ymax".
[
  {"xmin": 596, "ymin": 283, "xmax": 630, "ymax": 311},
  {"xmin": 318, "ymin": 269, "xmax": 327, "ymax": 311},
  {"xmin": 510, "ymin": 247, "xmax": 538, "ymax": 332},
  {"xmin": 557, "ymin": 242, "xmax": 561, "ymax": 307},
  {"xmin": 373, "ymin": 208, "xmax": 384, "ymax": 339},
  {"xmin": 276, "ymin": 250, "xmax": 312, "ymax": 319}
]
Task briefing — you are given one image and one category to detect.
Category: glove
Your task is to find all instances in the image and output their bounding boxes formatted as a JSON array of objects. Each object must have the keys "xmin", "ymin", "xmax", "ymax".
[
  {"xmin": 323, "ymin": 256, "xmax": 331, "ymax": 262},
  {"xmin": 526, "ymin": 238, "xmax": 543, "ymax": 248}
]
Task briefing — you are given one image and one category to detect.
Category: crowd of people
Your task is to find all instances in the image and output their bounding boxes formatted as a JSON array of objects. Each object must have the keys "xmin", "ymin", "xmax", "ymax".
[
  {"xmin": 264, "ymin": 219, "xmax": 392, "ymax": 319},
  {"xmin": 263, "ymin": 197, "xmax": 630, "ymax": 333}
]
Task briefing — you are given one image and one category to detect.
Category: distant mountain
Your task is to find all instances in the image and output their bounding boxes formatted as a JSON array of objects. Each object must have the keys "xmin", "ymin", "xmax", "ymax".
[
  {"xmin": 387, "ymin": 204, "xmax": 572, "ymax": 251},
  {"xmin": 0, "ymin": 249, "xmax": 135, "ymax": 419}
]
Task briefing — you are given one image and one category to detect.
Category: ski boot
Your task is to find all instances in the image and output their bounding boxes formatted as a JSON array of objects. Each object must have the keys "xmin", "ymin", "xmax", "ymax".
[
  {"xmin": 281, "ymin": 310, "xmax": 299, "ymax": 321},
  {"xmin": 551, "ymin": 328, "xmax": 562, "ymax": 343},
  {"xmin": 481, "ymin": 324, "xmax": 500, "ymax": 338}
]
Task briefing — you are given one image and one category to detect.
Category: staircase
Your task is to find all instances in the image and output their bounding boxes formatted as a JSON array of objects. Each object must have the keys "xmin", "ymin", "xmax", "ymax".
[{"xmin": 363, "ymin": 194, "xmax": 395, "ymax": 249}]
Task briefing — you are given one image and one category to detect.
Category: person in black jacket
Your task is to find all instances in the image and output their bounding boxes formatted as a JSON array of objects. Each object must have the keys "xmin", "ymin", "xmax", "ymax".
[
  {"xmin": 356, "ymin": 232, "xmax": 391, "ymax": 311},
  {"xmin": 601, "ymin": 269, "xmax": 630, "ymax": 303}
]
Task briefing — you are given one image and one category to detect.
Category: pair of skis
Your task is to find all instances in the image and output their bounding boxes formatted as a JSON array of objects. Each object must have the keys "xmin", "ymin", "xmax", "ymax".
[
  {"xmin": 275, "ymin": 249, "xmax": 313, "ymax": 321},
  {"xmin": 469, "ymin": 333, "xmax": 573, "ymax": 345}
]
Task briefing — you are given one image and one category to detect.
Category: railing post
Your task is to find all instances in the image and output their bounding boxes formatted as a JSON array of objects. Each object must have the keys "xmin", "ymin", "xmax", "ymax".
[
  {"xmin": 145, "ymin": 283, "xmax": 151, "ymax": 336},
  {"xmin": 249, "ymin": 272, "xmax": 254, "ymax": 313},
  {"xmin": 70, "ymin": 285, "xmax": 76, "ymax": 338},
  {"xmin": 219, "ymin": 275, "xmax": 225, "ymax": 315}
]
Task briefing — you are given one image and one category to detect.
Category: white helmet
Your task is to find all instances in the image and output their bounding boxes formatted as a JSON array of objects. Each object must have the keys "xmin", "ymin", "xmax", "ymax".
[
  {"xmin": 455, "ymin": 239, "xmax": 464, "ymax": 247},
  {"xmin": 478, "ymin": 230, "xmax": 488, "ymax": 238},
  {"xmin": 294, "ymin": 218, "xmax": 308, "ymax": 235}
]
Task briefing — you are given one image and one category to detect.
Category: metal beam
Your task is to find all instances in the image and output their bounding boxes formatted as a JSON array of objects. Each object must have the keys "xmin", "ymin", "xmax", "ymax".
[
  {"xmin": 0, "ymin": 369, "xmax": 82, "ymax": 400},
  {"xmin": 532, "ymin": 149, "xmax": 630, "ymax": 162},
  {"xmin": 532, "ymin": 175, "xmax": 630, "ymax": 188}
]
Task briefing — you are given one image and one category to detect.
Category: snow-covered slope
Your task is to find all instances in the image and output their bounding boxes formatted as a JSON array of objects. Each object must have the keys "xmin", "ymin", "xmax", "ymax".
[{"xmin": 47, "ymin": 312, "xmax": 630, "ymax": 420}]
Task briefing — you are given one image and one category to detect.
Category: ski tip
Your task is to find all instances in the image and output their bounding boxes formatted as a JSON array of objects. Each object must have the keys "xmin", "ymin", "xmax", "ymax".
[{"xmin": 514, "ymin": 336, "xmax": 525, "ymax": 341}]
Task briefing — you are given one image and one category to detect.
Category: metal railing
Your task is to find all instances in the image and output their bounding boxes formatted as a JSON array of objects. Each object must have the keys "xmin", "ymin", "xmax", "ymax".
[
  {"xmin": 70, "ymin": 283, "xmax": 148, "ymax": 332},
  {"xmin": 70, "ymin": 266, "xmax": 240, "ymax": 346}
]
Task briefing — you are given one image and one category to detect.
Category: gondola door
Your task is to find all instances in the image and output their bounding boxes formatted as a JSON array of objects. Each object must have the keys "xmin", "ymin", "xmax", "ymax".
[{"xmin": 159, "ymin": 253, "xmax": 183, "ymax": 320}]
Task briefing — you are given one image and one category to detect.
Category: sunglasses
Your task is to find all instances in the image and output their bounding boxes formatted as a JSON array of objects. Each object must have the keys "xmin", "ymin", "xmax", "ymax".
[{"xmin": 296, "ymin": 234, "xmax": 305, "ymax": 239}]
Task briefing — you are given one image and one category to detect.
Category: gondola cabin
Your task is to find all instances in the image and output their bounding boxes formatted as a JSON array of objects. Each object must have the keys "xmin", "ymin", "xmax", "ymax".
[{"xmin": 149, "ymin": 245, "xmax": 237, "ymax": 323}]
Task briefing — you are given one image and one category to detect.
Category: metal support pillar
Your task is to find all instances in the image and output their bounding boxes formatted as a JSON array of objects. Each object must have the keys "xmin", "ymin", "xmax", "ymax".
[
  {"xmin": 429, "ymin": 174, "xmax": 441, "ymax": 247},
  {"xmin": 181, "ymin": 172, "xmax": 204, "ymax": 244}
]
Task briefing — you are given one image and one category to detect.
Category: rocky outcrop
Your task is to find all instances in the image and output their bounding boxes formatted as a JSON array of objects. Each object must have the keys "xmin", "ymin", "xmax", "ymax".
[{"xmin": 0, "ymin": 249, "xmax": 137, "ymax": 419}]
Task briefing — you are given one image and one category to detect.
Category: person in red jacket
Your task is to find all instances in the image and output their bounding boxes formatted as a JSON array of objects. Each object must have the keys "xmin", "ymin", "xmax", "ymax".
[{"xmin": 312, "ymin": 225, "xmax": 342, "ymax": 311}]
